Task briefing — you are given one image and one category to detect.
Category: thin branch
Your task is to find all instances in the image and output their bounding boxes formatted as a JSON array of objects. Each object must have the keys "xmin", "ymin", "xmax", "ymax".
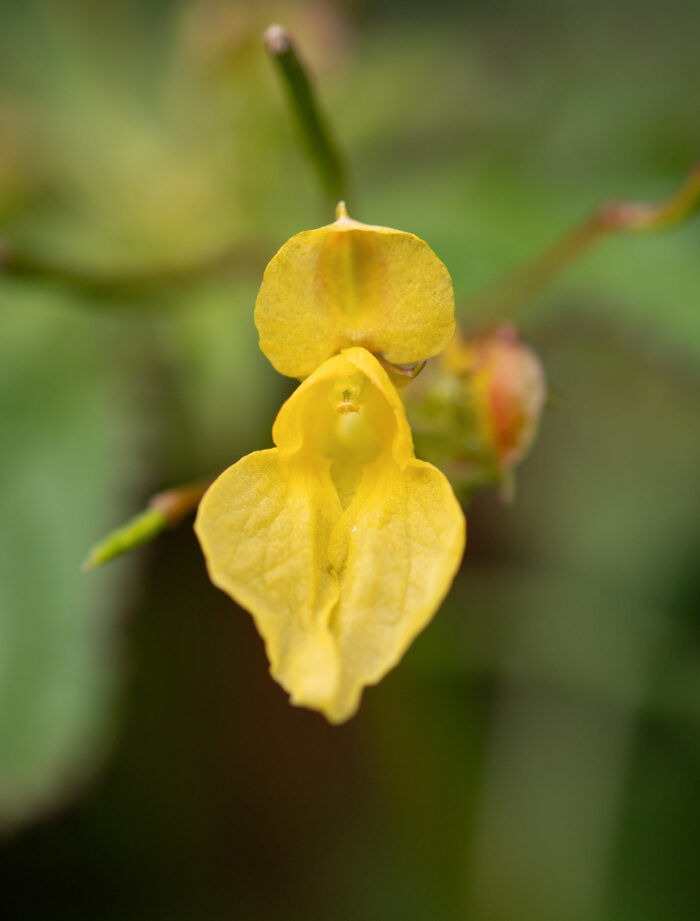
[
  {"xmin": 82, "ymin": 478, "xmax": 213, "ymax": 569},
  {"xmin": 465, "ymin": 160, "xmax": 700, "ymax": 317},
  {"xmin": 0, "ymin": 239, "xmax": 266, "ymax": 300},
  {"xmin": 264, "ymin": 24, "xmax": 347, "ymax": 206}
]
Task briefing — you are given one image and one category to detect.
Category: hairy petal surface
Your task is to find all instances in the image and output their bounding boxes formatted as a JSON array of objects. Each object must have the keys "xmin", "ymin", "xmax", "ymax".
[
  {"xmin": 255, "ymin": 210, "xmax": 456, "ymax": 379},
  {"xmin": 195, "ymin": 348, "xmax": 466, "ymax": 721}
]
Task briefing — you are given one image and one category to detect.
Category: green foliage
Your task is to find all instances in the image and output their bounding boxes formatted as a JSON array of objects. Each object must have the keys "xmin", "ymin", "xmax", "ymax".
[
  {"xmin": 0, "ymin": 287, "xmax": 135, "ymax": 829},
  {"xmin": 0, "ymin": 1, "xmax": 698, "ymax": 919}
]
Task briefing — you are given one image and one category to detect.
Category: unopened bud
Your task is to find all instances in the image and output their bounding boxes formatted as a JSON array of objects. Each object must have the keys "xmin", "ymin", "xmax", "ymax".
[{"xmin": 405, "ymin": 324, "xmax": 546, "ymax": 499}]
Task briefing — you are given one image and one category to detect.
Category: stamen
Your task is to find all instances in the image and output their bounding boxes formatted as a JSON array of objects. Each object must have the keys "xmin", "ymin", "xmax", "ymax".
[
  {"xmin": 332, "ymin": 374, "xmax": 365, "ymax": 414},
  {"xmin": 335, "ymin": 389, "xmax": 360, "ymax": 414}
]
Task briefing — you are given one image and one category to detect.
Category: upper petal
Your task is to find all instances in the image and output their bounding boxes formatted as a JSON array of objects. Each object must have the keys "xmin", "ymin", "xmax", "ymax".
[{"xmin": 255, "ymin": 209, "xmax": 456, "ymax": 378}]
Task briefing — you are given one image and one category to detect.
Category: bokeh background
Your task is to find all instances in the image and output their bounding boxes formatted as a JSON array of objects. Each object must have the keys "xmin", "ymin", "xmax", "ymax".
[{"xmin": 1, "ymin": 1, "xmax": 699, "ymax": 919}]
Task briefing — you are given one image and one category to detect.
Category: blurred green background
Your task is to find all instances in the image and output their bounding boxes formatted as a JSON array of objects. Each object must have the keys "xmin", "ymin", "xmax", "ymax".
[{"xmin": 0, "ymin": 1, "xmax": 698, "ymax": 919}]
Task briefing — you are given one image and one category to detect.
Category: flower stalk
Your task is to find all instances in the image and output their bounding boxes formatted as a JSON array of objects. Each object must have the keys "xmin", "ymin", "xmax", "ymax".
[
  {"xmin": 465, "ymin": 160, "xmax": 700, "ymax": 317},
  {"xmin": 82, "ymin": 479, "xmax": 212, "ymax": 569},
  {"xmin": 264, "ymin": 24, "xmax": 347, "ymax": 206}
]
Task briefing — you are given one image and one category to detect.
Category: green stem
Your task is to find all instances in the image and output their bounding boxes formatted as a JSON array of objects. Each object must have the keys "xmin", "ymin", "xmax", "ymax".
[
  {"xmin": 264, "ymin": 23, "xmax": 346, "ymax": 206},
  {"xmin": 82, "ymin": 478, "xmax": 213, "ymax": 569},
  {"xmin": 465, "ymin": 160, "xmax": 700, "ymax": 318}
]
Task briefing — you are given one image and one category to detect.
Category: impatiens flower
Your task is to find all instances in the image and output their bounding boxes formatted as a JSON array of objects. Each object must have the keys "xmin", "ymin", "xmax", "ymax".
[
  {"xmin": 195, "ymin": 205, "xmax": 465, "ymax": 721},
  {"xmin": 255, "ymin": 202, "xmax": 456, "ymax": 379},
  {"xmin": 195, "ymin": 346, "xmax": 465, "ymax": 723}
]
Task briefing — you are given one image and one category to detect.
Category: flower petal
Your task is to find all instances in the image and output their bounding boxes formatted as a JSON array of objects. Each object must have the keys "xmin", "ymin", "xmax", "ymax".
[
  {"xmin": 195, "ymin": 449, "xmax": 343, "ymax": 711},
  {"xmin": 272, "ymin": 347, "xmax": 414, "ymax": 468},
  {"xmin": 195, "ymin": 347, "xmax": 466, "ymax": 722},
  {"xmin": 255, "ymin": 210, "xmax": 456, "ymax": 378},
  {"xmin": 324, "ymin": 457, "xmax": 466, "ymax": 723}
]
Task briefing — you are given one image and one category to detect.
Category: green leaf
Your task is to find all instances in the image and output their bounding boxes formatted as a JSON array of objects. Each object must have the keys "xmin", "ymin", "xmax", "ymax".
[{"xmin": 0, "ymin": 284, "xmax": 136, "ymax": 830}]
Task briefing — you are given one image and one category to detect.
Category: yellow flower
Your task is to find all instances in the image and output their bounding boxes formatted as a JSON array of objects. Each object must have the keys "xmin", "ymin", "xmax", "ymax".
[
  {"xmin": 195, "ymin": 346, "xmax": 465, "ymax": 723},
  {"xmin": 196, "ymin": 206, "xmax": 465, "ymax": 722},
  {"xmin": 255, "ymin": 203, "xmax": 456, "ymax": 379}
]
